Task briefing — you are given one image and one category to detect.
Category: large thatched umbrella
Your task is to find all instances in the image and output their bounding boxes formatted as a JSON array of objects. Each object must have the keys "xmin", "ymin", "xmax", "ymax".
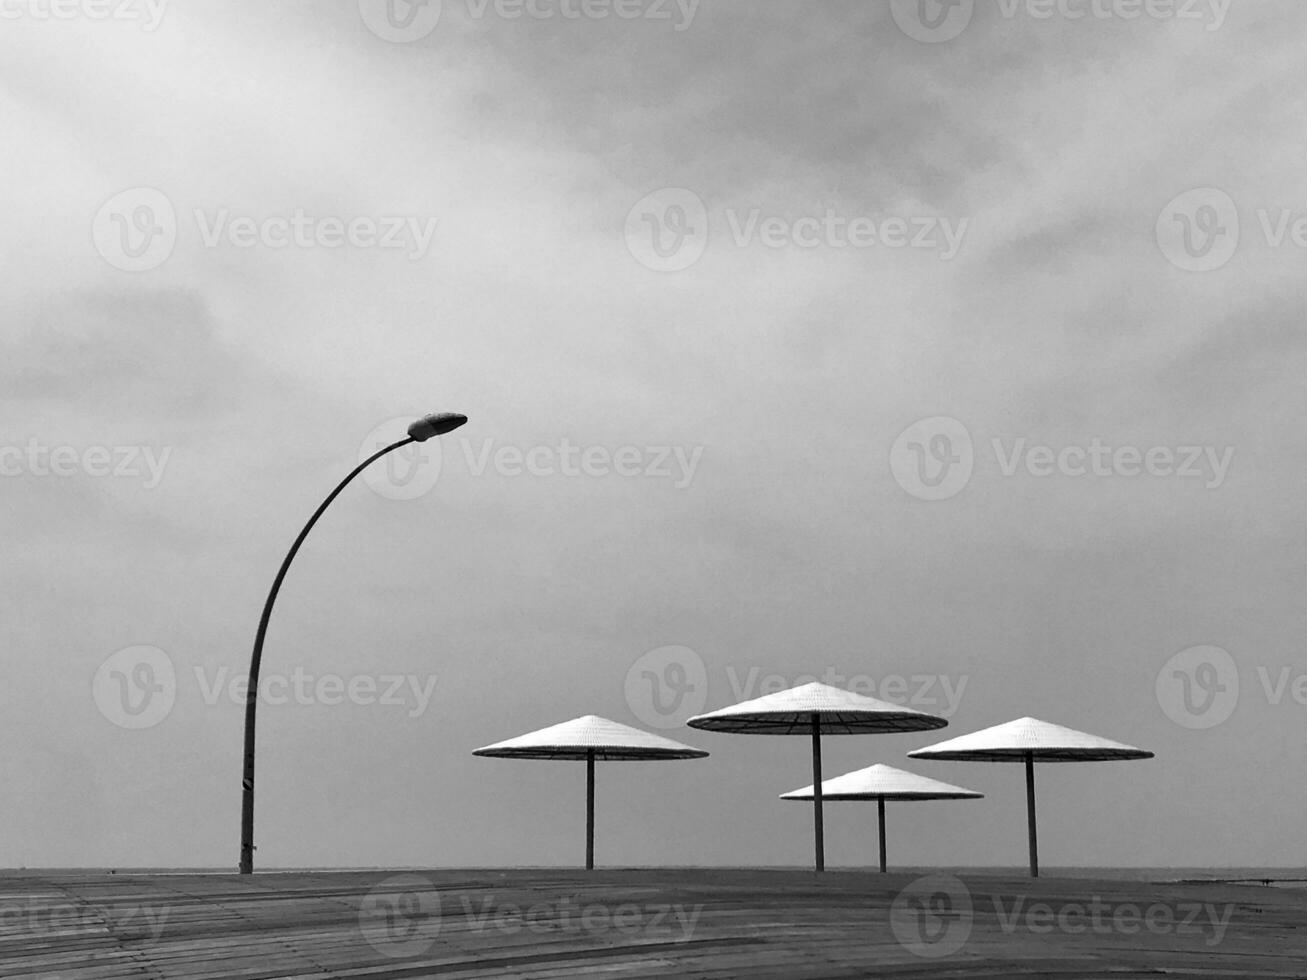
[
  {"xmin": 473, "ymin": 715, "xmax": 707, "ymax": 869},
  {"xmin": 909, "ymin": 716, "xmax": 1153, "ymax": 877},
  {"xmin": 687, "ymin": 682, "xmax": 947, "ymax": 871},
  {"xmin": 780, "ymin": 763, "xmax": 982, "ymax": 872}
]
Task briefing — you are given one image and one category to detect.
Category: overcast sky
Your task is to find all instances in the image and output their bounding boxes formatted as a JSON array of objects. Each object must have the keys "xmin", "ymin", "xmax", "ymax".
[{"xmin": 3, "ymin": 0, "xmax": 1304, "ymax": 871}]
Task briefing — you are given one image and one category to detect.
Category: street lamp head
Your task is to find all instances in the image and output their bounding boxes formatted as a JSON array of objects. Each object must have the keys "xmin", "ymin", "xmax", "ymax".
[{"xmin": 407, "ymin": 412, "xmax": 468, "ymax": 442}]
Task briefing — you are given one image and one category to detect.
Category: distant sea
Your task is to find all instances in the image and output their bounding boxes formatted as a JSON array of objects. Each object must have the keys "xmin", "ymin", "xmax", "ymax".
[
  {"xmin": 2, "ymin": 866, "xmax": 1305, "ymax": 886},
  {"xmin": 885, "ymin": 867, "xmax": 1307, "ymax": 888}
]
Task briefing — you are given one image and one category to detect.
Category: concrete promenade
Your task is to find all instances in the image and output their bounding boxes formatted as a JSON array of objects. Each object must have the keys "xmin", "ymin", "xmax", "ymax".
[{"xmin": 0, "ymin": 868, "xmax": 1303, "ymax": 978}]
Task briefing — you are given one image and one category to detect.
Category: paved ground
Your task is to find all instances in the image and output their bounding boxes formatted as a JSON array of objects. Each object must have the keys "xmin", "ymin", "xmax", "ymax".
[{"xmin": 0, "ymin": 868, "xmax": 1303, "ymax": 978}]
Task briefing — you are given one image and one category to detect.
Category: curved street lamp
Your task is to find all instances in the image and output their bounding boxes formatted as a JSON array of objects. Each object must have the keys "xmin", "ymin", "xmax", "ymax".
[{"xmin": 239, "ymin": 412, "xmax": 468, "ymax": 874}]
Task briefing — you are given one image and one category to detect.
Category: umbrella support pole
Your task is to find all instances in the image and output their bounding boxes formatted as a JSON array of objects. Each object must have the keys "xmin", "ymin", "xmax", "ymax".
[
  {"xmin": 586, "ymin": 751, "xmax": 595, "ymax": 871},
  {"xmin": 811, "ymin": 715, "xmax": 824, "ymax": 873},
  {"xmin": 877, "ymin": 798, "xmax": 887, "ymax": 873},
  {"xmin": 1025, "ymin": 752, "xmax": 1038, "ymax": 878}
]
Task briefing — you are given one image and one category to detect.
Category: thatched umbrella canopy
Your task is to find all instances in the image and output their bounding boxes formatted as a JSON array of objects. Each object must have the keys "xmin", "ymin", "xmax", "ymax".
[
  {"xmin": 688, "ymin": 682, "xmax": 947, "ymax": 871},
  {"xmin": 474, "ymin": 715, "xmax": 707, "ymax": 869},
  {"xmin": 781, "ymin": 763, "xmax": 982, "ymax": 871},
  {"xmin": 909, "ymin": 716, "xmax": 1153, "ymax": 877}
]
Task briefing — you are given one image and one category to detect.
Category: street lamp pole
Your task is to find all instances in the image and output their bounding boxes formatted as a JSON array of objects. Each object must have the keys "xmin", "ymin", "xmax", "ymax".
[{"xmin": 239, "ymin": 412, "xmax": 467, "ymax": 875}]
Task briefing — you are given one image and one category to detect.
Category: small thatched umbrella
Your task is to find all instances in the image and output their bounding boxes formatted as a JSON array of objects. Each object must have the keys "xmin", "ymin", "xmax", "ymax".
[
  {"xmin": 473, "ymin": 715, "xmax": 707, "ymax": 869},
  {"xmin": 780, "ymin": 763, "xmax": 982, "ymax": 872},
  {"xmin": 909, "ymin": 716, "xmax": 1153, "ymax": 877},
  {"xmin": 687, "ymin": 682, "xmax": 947, "ymax": 871}
]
